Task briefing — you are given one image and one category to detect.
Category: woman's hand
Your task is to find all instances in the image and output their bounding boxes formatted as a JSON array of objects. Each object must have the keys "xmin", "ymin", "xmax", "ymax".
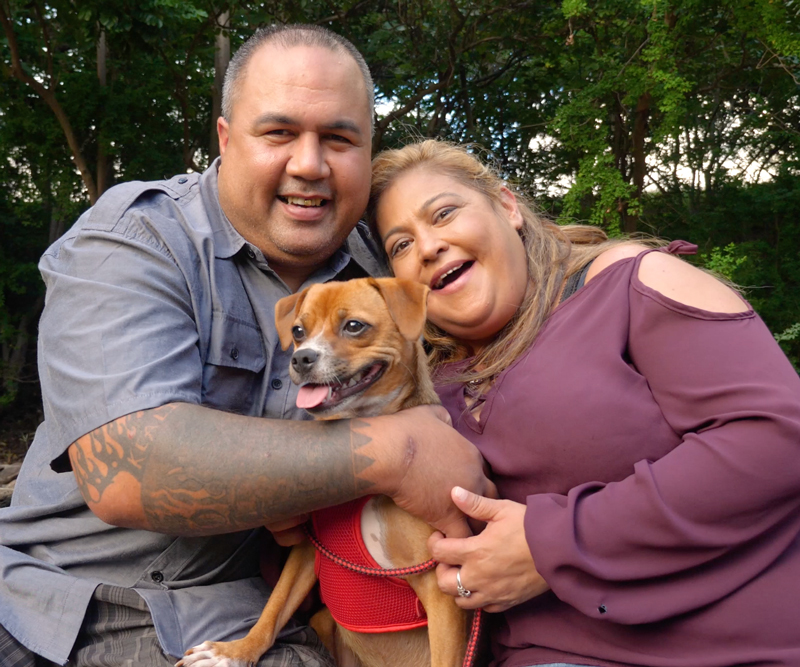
[{"xmin": 428, "ymin": 487, "xmax": 550, "ymax": 612}]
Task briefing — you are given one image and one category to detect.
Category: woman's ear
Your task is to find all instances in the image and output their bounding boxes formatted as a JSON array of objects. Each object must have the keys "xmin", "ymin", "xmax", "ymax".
[{"xmin": 498, "ymin": 186, "xmax": 524, "ymax": 231}]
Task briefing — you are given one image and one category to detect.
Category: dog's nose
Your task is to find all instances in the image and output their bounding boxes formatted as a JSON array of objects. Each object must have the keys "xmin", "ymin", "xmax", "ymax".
[{"xmin": 291, "ymin": 348, "xmax": 318, "ymax": 372}]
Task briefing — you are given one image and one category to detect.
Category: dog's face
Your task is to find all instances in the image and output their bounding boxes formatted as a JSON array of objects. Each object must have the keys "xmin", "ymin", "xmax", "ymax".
[{"xmin": 275, "ymin": 278, "xmax": 430, "ymax": 420}]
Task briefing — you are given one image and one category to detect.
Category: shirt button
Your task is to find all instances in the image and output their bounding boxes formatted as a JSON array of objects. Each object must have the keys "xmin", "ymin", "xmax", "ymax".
[
  {"xmin": 271, "ymin": 378, "xmax": 283, "ymax": 390},
  {"xmin": 247, "ymin": 248, "xmax": 256, "ymax": 259},
  {"xmin": 598, "ymin": 605, "xmax": 607, "ymax": 614},
  {"xmin": 177, "ymin": 176, "xmax": 188, "ymax": 184},
  {"xmin": 151, "ymin": 571, "xmax": 164, "ymax": 584},
  {"xmin": 230, "ymin": 346, "xmax": 239, "ymax": 361}
]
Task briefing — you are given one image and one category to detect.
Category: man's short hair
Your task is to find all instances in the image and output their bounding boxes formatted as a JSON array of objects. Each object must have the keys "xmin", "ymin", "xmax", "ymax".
[{"xmin": 221, "ymin": 24, "xmax": 374, "ymax": 131}]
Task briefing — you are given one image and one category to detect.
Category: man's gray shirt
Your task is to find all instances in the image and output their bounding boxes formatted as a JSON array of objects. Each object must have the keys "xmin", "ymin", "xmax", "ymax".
[{"xmin": 0, "ymin": 160, "xmax": 383, "ymax": 664}]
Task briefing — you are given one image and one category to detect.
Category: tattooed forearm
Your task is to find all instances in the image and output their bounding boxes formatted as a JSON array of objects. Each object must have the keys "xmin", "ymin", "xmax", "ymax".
[
  {"xmin": 71, "ymin": 403, "xmax": 383, "ymax": 536},
  {"xmin": 140, "ymin": 406, "xmax": 375, "ymax": 534},
  {"xmin": 70, "ymin": 406, "xmax": 172, "ymax": 504}
]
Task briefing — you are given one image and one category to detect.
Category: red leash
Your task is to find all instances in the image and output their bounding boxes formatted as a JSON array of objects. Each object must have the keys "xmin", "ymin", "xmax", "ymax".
[{"xmin": 304, "ymin": 523, "xmax": 483, "ymax": 667}]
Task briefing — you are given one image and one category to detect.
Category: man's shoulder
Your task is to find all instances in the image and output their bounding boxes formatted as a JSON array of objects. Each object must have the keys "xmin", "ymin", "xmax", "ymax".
[
  {"xmin": 82, "ymin": 171, "xmax": 204, "ymax": 234},
  {"xmin": 42, "ymin": 169, "xmax": 217, "ymax": 265}
]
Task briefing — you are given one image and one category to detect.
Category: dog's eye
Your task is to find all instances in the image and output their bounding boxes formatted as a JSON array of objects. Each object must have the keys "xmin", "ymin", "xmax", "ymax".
[
  {"xmin": 292, "ymin": 325, "xmax": 306, "ymax": 341},
  {"xmin": 343, "ymin": 320, "xmax": 366, "ymax": 335}
]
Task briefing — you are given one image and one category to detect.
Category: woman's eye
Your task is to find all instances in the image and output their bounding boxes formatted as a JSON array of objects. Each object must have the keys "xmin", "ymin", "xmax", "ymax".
[
  {"xmin": 292, "ymin": 325, "xmax": 305, "ymax": 341},
  {"xmin": 436, "ymin": 207, "xmax": 455, "ymax": 222},
  {"xmin": 343, "ymin": 320, "xmax": 367, "ymax": 335},
  {"xmin": 390, "ymin": 239, "xmax": 411, "ymax": 257}
]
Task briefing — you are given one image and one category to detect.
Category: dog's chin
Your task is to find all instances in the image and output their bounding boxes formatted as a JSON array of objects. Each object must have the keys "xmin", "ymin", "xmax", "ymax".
[{"xmin": 300, "ymin": 362, "xmax": 390, "ymax": 418}]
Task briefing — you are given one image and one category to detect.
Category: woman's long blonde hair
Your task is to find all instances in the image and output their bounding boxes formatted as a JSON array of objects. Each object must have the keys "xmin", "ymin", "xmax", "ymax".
[{"xmin": 367, "ymin": 140, "xmax": 648, "ymax": 386}]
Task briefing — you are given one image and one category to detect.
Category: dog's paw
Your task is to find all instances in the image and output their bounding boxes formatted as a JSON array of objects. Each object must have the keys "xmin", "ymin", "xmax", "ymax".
[{"xmin": 175, "ymin": 640, "xmax": 257, "ymax": 667}]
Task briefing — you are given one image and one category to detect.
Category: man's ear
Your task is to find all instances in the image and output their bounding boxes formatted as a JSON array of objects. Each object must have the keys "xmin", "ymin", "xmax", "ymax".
[
  {"xmin": 217, "ymin": 117, "xmax": 230, "ymax": 156},
  {"xmin": 372, "ymin": 278, "xmax": 430, "ymax": 341},
  {"xmin": 274, "ymin": 290, "xmax": 308, "ymax": 350}
]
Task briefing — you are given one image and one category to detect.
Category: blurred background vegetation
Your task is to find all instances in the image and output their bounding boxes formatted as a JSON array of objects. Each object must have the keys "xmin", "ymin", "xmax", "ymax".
[{"xmin": 1, "ymin": 0, "xmax": 799, "ymax": 456}]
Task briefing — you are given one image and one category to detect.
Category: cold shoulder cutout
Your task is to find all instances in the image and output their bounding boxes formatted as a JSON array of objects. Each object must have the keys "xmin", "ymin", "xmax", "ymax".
[{"xmin": 637, "ymin": 250, "xmax": 749, "ymax": 314}]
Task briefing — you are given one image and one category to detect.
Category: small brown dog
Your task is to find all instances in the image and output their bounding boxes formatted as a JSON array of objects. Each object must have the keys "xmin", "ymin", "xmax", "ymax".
[{"xmin": 179, "ymin": 277, "xmax": 470, "ymax": 667}]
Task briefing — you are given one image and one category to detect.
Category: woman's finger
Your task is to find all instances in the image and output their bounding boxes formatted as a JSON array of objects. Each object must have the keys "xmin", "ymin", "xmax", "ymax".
[
  {"xmin": 428, "ymin": 531, "xmax": 471, "ymax": 565},
  {"xmin": 451, "ymin": 486, "xmax": 504, "ymax": 522}
]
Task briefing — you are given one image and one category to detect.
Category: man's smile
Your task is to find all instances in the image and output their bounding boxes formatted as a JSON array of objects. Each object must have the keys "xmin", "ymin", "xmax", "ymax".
[{"xmin": 278, "ymin": 195, "xmax": 327, "ymax": 207}]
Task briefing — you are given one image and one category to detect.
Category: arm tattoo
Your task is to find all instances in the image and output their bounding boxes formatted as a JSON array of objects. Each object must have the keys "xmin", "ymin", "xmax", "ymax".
[
  {"xmin": 73, "ymin": 403, "xmax": 381, "ymax": 535},
  {"xmin": 70, "ymin": 407, "xmax": 168, "ymax": 504},
  {"xmin": 351, "ymin": 419, "xmax": 377, "ymax": 495}
]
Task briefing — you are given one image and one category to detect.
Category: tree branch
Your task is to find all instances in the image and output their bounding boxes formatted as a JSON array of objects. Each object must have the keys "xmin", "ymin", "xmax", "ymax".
[{"xmin": 0, "ymin": 3, "xmax": 98, "ymax": 203}]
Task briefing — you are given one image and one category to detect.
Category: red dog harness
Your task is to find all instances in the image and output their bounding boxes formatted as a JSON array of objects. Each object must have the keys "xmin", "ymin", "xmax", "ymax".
[{"xmin": 312, "ymin": 496, "xmax": 428, "ymax": 634}]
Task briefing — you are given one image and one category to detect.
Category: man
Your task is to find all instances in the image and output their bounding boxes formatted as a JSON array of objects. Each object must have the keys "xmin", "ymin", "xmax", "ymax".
[{"xmin": 0, "ymin": 25, "xmax": 491, "ymax": 667}]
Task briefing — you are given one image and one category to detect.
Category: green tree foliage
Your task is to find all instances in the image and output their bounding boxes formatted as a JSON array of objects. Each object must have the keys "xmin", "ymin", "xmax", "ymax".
[
  {"xmin": 548, "ymin": 0, "xmax": 800, "ymax": 232},
  {"xmin": 1, "ymin": 0, "xmax": 799, "ymax": 413}
]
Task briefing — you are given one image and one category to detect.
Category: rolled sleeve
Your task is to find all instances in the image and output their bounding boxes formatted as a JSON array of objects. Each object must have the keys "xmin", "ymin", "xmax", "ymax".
[{"xmin": 38, "ymin": 218, "xmax": 202, "ymax": 459}]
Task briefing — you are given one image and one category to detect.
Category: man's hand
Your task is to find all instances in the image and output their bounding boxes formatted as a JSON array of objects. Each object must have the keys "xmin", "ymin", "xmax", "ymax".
[
  {"xmin": 356, "ymin": 405, "xmax": 496, "ymax": 539},
  {"xmin": 266, "ymin": 514, "xmax": 309, "ymax": 546},
  {"xmin": 428, "ymin": 487, "xmax": 549, "ymax": 612}
]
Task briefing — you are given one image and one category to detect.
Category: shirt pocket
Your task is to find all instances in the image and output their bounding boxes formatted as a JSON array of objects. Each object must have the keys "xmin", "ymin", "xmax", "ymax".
[{"xmin": 202, "ymin": 312, "xmax": 266, "ymax": 414}]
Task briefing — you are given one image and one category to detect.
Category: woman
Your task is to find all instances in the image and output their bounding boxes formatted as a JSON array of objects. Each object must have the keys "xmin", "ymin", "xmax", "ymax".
[{"xmin": 367, "ymin": 140, "xmax": 800, "ymax": 667}]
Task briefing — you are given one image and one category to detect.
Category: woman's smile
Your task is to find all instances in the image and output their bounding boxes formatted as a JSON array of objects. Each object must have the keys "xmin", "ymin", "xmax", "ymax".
[
  {"xmin": 430, "ymin": 260, "xmax": 475, "ymax": 292},
  {"xmin": 376, "ymin": 167, "xmax": 529, "ymax": 349}
]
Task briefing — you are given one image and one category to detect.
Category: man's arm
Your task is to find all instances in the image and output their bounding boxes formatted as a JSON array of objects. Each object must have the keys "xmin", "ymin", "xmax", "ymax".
[{"xmin": 68, "ymin": 402, "xmax": 490, "ymax": 537}]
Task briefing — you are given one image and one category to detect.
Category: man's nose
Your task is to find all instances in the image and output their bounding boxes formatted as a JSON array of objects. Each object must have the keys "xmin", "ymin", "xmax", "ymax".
[{"xmin": 287, "ymin": 134, "xmax": 330, "ymax": 180}]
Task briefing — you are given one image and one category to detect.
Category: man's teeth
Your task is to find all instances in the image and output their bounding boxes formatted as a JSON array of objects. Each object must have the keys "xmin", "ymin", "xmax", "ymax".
[
  {"xmin": 435, "ymin": 264, "xmax": 463, "ymax": 288},
  {"xmin": 285, "ymin": 196, "xmax": 324, "ymax": 207}
]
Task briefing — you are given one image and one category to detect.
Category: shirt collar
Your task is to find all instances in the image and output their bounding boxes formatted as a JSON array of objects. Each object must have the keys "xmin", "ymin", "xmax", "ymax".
[{"xmin": 201, "ymin": 159, "xmax": 247, "ymax": 260}]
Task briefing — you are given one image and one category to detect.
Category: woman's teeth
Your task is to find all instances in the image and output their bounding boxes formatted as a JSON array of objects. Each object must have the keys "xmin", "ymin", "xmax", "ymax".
[{"xmin": 434, "ymin": 263, "xmax": 466, "ymax": 289}]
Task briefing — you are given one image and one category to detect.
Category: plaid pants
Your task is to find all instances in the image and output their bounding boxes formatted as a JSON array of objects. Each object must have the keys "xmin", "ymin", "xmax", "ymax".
[{"xmin": 1, "ymin": 584, "xmax": 334, "ymax": 667}]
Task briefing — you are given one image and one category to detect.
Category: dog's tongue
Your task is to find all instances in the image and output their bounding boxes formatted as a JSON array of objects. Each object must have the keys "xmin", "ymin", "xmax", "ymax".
[{"xmin": 296, "ymin": 384, "xmax": 330, "ymax": 409}]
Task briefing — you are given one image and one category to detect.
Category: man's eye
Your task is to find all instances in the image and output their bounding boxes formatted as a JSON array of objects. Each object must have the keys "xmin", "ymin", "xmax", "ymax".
[
  {"xmin": 343, "ymin": 320, "xmax": 367, "ymax": 335},
  {"xmin": 292, "ymin": 325, "xmax": 305, "ymax": 341},
  {"xmin": 327, "ymin": 133, "xmax": 352, "ymax": 144},
  {"xmin": 265, "ymin": 129, "xmax": 293, "ymax": 139}
]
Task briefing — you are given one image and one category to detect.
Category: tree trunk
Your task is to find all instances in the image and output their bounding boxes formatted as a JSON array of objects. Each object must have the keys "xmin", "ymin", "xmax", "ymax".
[
  {"xmin": 623, "ymin": 91, "xmax": 651, "ymax": 234},
  {"xmin": 209, "ymin": 11, "xmax": 230, "ymax": 162},
  {"xmin": 96, "ymin": 27, "xmax": 110, "ymax": 196},
  {"xmin": 1, "ymin": 296, "xmax": 44, "ymax": 403},
  {"xmin": 0, "ymin": 4, "xmax": 99, "ymax": 203}
]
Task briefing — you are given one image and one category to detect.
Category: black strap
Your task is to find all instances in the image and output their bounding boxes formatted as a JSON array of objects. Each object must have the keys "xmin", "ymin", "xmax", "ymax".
[{"xmin": 560, "ymin": 260, "xmax": 594, "ymax": 304}]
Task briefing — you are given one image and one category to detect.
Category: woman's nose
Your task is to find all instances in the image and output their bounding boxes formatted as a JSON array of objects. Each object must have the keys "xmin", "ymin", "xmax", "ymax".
[{"xmin": 417, "ymin": 231, "xmax": 448, "ymax": 262}]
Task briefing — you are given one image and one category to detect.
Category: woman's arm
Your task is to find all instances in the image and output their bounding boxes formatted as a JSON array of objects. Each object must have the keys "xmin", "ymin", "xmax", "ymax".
[{"xmin": 526, "ymin": 250, "xmax": 800, "ymax": 623}]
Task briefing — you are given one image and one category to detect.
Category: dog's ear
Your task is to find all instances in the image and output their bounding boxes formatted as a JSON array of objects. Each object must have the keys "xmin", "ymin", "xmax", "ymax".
[
  {"xmin": 274, "ymin": 289, "xmax": 308, "ymax": 350},
  {"xmin": 372, "ymin": 278, "xmax": 430, "ymax": 341}
]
